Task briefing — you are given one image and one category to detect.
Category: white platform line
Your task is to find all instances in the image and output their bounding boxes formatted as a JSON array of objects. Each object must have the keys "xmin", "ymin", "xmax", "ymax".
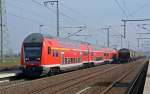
[
  {"xmin": 0, "ymin": 70, "xmax": 22, "ymax": 79},
  {"xmin": 0, "ymin": 80, "xmax": 9, "ymax": 83},
  {"xmin": 76, "ymin": 87, "xmax": 92, "ymax": 94}
]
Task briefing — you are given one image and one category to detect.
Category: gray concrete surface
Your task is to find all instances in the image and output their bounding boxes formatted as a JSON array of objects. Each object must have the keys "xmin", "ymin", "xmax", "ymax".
[
  {"xmin": 0, "ymin": 70, "xmax": 22, "ymax": 79},
  {"xmin": 143, "ymin": 61, "xmax": 150, "ymax": 94}
]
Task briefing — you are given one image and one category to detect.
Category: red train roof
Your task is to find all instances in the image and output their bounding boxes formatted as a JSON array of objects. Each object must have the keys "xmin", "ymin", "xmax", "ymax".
[{"xmin": 23, "ymin": 33, "xmax": 109, "ymax": 51}]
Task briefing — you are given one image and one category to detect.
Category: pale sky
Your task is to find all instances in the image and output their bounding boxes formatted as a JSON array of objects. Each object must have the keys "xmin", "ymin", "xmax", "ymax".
[{"xmin": 4, "ymin": 0, "xmax": 150, "ymax": 53}]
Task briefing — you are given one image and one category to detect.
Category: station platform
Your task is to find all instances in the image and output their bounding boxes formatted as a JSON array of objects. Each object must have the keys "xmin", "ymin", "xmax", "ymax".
[
  {"xmin": 143, "ymin": 60, "xmax": 150, "ymax": 94},
  {"xmin": 0, "ymin": 70, "xmax": 22, "ymax": 79}
]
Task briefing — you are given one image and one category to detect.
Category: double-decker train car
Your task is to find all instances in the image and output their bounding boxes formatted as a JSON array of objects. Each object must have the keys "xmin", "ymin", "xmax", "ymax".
[
  {"xmin": 21, "ymin": 33, "xmax": 117, "ymax": 76},
  {"xmin": 100, "ymin": 48, "xmax": 118, "ymax": 64},
  {"xmin": 118, "ymin": 48, "xmax": 144, "ymax": 63}
]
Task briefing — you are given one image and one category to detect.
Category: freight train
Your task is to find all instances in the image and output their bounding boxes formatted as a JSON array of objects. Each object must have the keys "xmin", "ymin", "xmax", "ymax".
[
  {"xmin": 118, "ymin": 48, "xmax": 144, "ymax": 63},
  {"xmin": 21, "ymin": 33, "xmax": 118, "ymax": 76}
]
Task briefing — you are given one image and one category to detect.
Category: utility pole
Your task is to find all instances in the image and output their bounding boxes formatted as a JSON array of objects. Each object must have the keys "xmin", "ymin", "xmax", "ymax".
[
  {"xmin": 44, "ymin": 0, "xmax": 59, "ymax": 37},
  {"xmin": 122, "ymin": 20, "xmax": 126, "ymax": 38},
  {"xmin": 137, "ymin": 38, "xmax": 140, "ymax": 48},
  {"xmin": 39, "ymin": 24, "xmax": 44, "ymax": 33},
  {"xmin": 0, "ymin": 0, "xmax": 3, "ymax": 63},
  {"xmin": 101, "ymin": 27, "xmax": 111, "ymax": 47}
]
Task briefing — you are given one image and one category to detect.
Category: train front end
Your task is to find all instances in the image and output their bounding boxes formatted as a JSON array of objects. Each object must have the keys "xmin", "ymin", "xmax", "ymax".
[
  {"xmin": 21, "ymin": 33, "xmax": 44, "ymax": 76},
  {"xmin": 118, "ymin": 48, "xmax": 130, "ymax": 63}
]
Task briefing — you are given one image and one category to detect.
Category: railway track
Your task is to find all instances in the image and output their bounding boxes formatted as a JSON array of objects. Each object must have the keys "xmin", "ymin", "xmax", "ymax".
[
  {"xmin": 30, "ymin": 65, "xmax": 121, "ymax": 94},
  {"xmin": 0, "ymin": 64, "xmax": 117, "ymax": 94},
  {"xmin": 35, "ymin": 59, "xmax": 145, "ymax": 94},
  {"xmin": 0, "ymin": 59, "xmax": 147, "ymax": 94},
  {"xmin": 0, "ymin": 64, "xmax": 105, "ymax": 87},
  {"xmin": 103, "ymin": 59, "xmax": 149, "ymax": 94},
  {"xmin": 74, "ymin": 59, "xmax": 147, "ymax": 94},
  {"xmin": 99, "ymin": 60, "xmax": 145, "ymax": 94}
]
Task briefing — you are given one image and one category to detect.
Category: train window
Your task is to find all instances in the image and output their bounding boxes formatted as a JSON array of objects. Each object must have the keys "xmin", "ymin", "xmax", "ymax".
[
  {"xmin": 104, "ymin": 53, "xmax": 107, "ymax": 56},
  {"xmin": 71, "ymin": 58, "xmax": 73, "ymax": 63},
  {"xmin": 48, "ymin": 47, "xmax": 51, "ymax": 55},
  {"xmin": 73, "ymin": 58, "xmax": 75, "ymax": 63},
  {"xmin": 24, "ymin": 47, "xmax": 41, "ymax": 61},
  {"xmin": 71, "ymin": 58, "xmax": 74, "ymax": 63},
  {"xmin": 78, "ymin": 58, "xmax": 80, "ymax": 63},
  {"xmin": 96, "ymin": 57, "xmax": 103, "ymax": 61},
  {"xmin": 65, "ymin": 58, "xmax": 67, "ymax": 64},
  {"xmin": 76, "ymin": 58, "xmax": 78, "ymax": 63},
  {"xmin": 107, "ymin": 53, "xmax": 109, "ymax": 56},
  {"xmin": 75, "ymin": 58, "xmax": 77, "ymax": 63},
  {"xmin": 52, "ymin": 50, "xmax": 59, "ymax": 57},
  {"xmin": 56, "ymin": 50, "xmax": 59, "ymax": 57},
  {"xmin": 68, "ymin": 58, "xmax": 71, "ymax": 64},
  {"xmin": 67, "ymin": 58, "xmax": 69, "ymax": 64},
  {"xmin": 73, "ymin": 58, "xmax": 74, "ymax": 63},
  {"xmin": 53, "ymin": 50, "xmax": 55, "ymax": 57},
  {"xmin": 83, "ymin": 51, "xmax": 88, "ymax": 56}
]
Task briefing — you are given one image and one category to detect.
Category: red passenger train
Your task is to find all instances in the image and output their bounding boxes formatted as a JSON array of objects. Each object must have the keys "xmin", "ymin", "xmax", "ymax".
[{"xmin": 21, "ymin": 33, "xmax": 117, "ymax": 76}]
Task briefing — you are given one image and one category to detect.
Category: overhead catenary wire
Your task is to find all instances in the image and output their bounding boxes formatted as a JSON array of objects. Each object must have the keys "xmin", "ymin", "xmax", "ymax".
[
  {"xmin": 7, "ymin": 12, "xmax": 55, "ymax": 29},
  {"xmin": 122, "ymin": 0, "xmax": 134, "ymax": 17},
  {"xmin": 114, "ymin": 0, "xmax": 141, "ymax": 43},
  {"xmin": 113, "ymin": 0, "xmax": 128, "ymax": 18},
  {"xmin": 30, "ymin": 0, "xmax": 83, "ymax": 24},
  {"xmin": 130, "ymin": 1, "xmax": 150, "ymax": 16},
  {"xmin": 121, "ymin": 0, "xmax": 140, "ymax": 34},
  {"xmin": 59, "ymin": 2, "xmax": 87, "ymax": 26},
  {"xmin": 8, "ymin": 1, "xmax": 75, "ymax": 28},
  {"xmin": 8, "ymin": 0, "xmax": 87, "ymax": 31},
  {"xmin": 30, "ymin": 0, "xmax": 87, "ymax": 31},
  {"xmin": 11, "ymin": 0, "xmax": 80, "ymax": 25},
  {"xmin": 7, "ymin": 2, "xmax": 52, "ymax": 20}
]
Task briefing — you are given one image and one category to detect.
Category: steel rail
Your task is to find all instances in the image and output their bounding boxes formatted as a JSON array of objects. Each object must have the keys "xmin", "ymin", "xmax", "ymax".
[
  {"xmin": 99, "ymin": 63, "xmax": 138, "ymax": 94},
  {"xmin": 0, "ymin": 65, "xmax": 115, "ymax": 90},
  {"xmin": 30, "ymin": 65, "xmax": 122, "ymax": 94},
  {"xmin": 126, "ymin": 62, "xmax": 148, "ymax": 94}
]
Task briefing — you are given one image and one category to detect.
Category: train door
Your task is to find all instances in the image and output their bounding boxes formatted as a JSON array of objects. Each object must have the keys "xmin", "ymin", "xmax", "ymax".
[{"xmin": 61, "ymin": 52, "xmax": 64, "ymax": 65}]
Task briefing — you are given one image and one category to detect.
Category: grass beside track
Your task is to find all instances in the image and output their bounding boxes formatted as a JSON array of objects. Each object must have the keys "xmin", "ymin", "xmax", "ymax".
[{"xmin": 0, "ymin": 57, "xmax": 20, "ymax": 67}]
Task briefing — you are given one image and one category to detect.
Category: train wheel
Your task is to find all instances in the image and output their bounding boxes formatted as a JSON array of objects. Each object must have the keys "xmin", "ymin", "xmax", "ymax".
[
  {"xmin": 48, "ymin": 67, "xmax": 60, "ymax": 76},
  {"xmin": 89, "ymin": 62, "xmax": 95, "ymax": 67},
  {"xmin": 83, "ymin": 63, "xmax": 89, "ymax": 69}
]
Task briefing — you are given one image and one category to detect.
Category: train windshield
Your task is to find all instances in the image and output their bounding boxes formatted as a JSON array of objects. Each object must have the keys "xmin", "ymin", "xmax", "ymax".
[
  {"xmin": 24, "ymin": 47, "xmax": 41, "ymax": 61},
  {"xmin": 119, "ymin": 52, "xmax": 129, "ymax": 58}
]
